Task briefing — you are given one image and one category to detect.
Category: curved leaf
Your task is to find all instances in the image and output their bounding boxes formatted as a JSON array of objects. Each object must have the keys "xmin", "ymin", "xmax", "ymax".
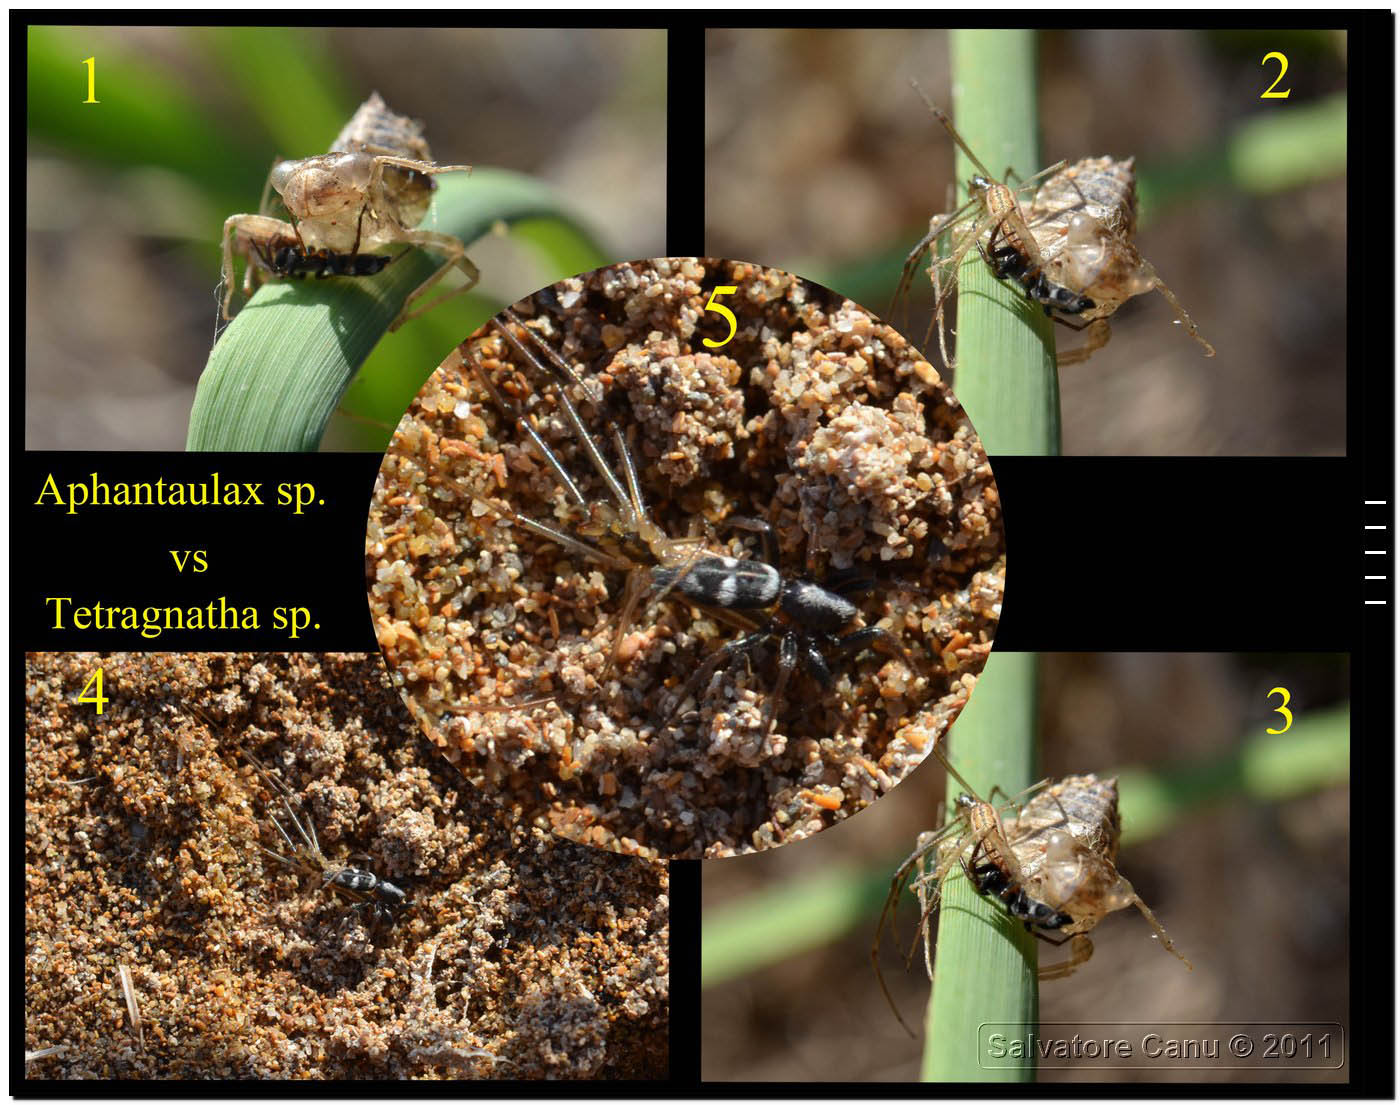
[{"xmin": 187, "ymin": 168, "xmax": 606, "ymax": 451}]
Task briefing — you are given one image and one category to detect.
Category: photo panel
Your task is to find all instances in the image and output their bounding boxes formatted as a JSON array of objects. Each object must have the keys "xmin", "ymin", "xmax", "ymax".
[
  {"xmin": 704, "ymin": 27, "xmax": 1348, "ymax": 456},
  {"xmin": 23, "ymin": 652, "xmax": 669, "ymax": 1078},
  {"xmin": 26, "ymin": 26, "xmax": 666, "ymax": 452},
  {"xmin": 702, "ymin": 653, "xmax": 1350, "ymax": 1084}
]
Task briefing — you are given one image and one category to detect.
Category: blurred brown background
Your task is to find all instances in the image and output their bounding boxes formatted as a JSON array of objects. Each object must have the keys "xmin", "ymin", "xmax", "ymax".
[
  {"xmin": 702, "ymin": 653, "xmax": 1349, "ymax": 1082},
  {"xmin": 704, "ymin": 28, "xmax": 1348, "ymax": 456},
  {"xmin": 26, "ymin": 26, "xmax": 666, "ymax": 450}
]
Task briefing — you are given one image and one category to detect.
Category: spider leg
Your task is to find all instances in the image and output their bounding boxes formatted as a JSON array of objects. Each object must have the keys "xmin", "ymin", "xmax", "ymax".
[
  {"xmin": 928, "ymin": 211, "xmax": 996, "ymax": 366},
  {"xmin": 1030, "ymin": 926, "xmax": 1078, "ymax": 948},
  {"xmin": 873, "ymin": 825, "xmax": 955, "ymax": 1038},
  {"xmin": 832, "ymin": 624, "xmax": 906, "ymax": 660},
  {"xmin": 267, "ymin": 810, "xmax": 301, "ymax": 855},
  {"xmin": 892, "ymin": 197, "xmax": 975, "ymax": 329},
  {"xmin": 488, "ymin": 313, "xmax": 685, "ymax": 565},
  {"xmin": 257, "ymin": 156, "xmax": 282, "ymax": 218},
  {"xmin": 662, "ymin": 625, "xmax": 775, "ymax": 726},
  {"xmin": 1053, "ymin": 319, "xmax": 1112, "ymax": 366},
  {"xmin": 759, "ymin": 632, "xmax": 801, "ymax": 735},
  {"xmin": 793, "ymin": 637, "xmax": 827, "ymax": 688},
  {"xmin": 463, "ymin": 342, "xmax": 591, "ymax": 510},
  {"xmin": 716, "ymin": 515, "xmax": 781, "ymax": 569},
  {"xmin": 892, "ymin": 219, "xmax": 941, "ymax": 325},
  {"xmin": 1037, "ymin": 934, "xmax": 1094, "ymax": 982},
  {"xmin": 458, "ymin": 344, "xmax": 634, "ymax": 572},
  {"xmin": 490, "ymin": 313, "xmax": 634, "ymax": 523}
]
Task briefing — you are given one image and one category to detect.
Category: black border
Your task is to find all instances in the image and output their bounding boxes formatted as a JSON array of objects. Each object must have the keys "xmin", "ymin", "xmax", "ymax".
[{"xmin": 16, "ymin": 11, "xmax": 1392, "ymax": 1096}]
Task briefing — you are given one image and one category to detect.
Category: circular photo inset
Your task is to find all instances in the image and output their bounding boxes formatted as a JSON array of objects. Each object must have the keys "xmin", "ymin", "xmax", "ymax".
[{"xmin": 367, "ymin": 258, "xmax": 1005, "ymax": 858}]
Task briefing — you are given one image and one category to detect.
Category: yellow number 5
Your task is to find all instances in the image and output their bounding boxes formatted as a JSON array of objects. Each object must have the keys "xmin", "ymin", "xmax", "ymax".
[
  {"xmin": 1261, "ymin": 52, "xmax": 1290, "ymax": 99},
  {"xmin": 702, "ymin": 285, "xmax": 739, "ymax": 349},
  {"xmin": 1266, "ymin": 686, "xmax": 1292, "ymax": 734}
]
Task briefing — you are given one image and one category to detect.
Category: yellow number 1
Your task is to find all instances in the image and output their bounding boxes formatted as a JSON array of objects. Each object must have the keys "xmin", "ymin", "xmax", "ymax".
[
  {"xmin": 1266, "ymin": 686, "xmax": 1292, "ymax": 734},
  {"xmin": 82, "ymin": 56, "xmax": 99, "ymax": 104},
  {"xmin": 702, "ymin": 285, "xmax": 739, "ymax": 349}
]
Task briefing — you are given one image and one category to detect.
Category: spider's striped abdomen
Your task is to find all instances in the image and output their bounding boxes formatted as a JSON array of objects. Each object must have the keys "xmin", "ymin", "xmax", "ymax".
[{"xmin": 652, "ymin": 556, "xmax": 782, "ymax": 610}]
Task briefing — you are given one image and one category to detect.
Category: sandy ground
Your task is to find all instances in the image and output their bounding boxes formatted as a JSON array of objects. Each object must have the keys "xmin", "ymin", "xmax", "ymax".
[{"xmin": 24, "ymin": 652, "xmax": 668, "ymax": 1079}]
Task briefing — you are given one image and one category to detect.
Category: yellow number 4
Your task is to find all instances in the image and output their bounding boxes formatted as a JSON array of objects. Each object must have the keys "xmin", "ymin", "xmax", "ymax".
[
  {"xmin": 77, "ymin": 666, "xmax": 108, "ymax": 714},
  {"xmin": 1266, "ymin": 686, "xmax": 1292, "ymax": 735},
  {"xmin": 702, "ymin": 285, "xmax": 739, "ymax": 349}
]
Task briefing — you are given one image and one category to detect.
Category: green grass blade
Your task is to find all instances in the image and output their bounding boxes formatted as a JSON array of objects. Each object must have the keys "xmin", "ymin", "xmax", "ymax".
[
  {"xmin": 940, "ymin": 30, "xmax": 1059, "ymax": 459},
  {"xmin": 924, "ymin": 649, "xmax": 1040, "ymax": 1081},
  {"xmin": 194, "ymin": 27, "xmax": 350, "ymax": 156},
  {"xmin": 27, "ymin": 26, "xmax": 252, "ymax": 201},
  {"xmin": 1138, "ymin": 92, "xmax": 1347, "ymax": 219},
  {"xmin": 702, "ymin": 862, "xmax": 886, "ymax": 990},
  {"xmin": 329, "ymin": 216, "xmax": 613, "ymax": 453},
  {"xmin": 187, "ymin": 169, "xmax": 606, "ymax": 451},
  {"xmin": 923, "ymin": 27, "xmax": 1050, "ymax": 1082},
  {"xmin": 1118, "ymin": 703, "xmax": 1350, "ymax": 845}
]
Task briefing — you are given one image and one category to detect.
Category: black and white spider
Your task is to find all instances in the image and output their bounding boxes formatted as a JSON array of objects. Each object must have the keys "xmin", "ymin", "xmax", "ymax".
[
  {"xmin": 451, "ymin": 308, "xmax": 911, "ymax": 734},
  {"xmin": 243, "ymin": 752, "xmax": 407, "ymax": 925}
]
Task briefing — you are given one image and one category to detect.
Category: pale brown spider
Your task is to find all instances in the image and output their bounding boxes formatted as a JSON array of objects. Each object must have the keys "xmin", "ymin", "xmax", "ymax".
[
  {"xmin": 1027, "ymin": 156, "xmax": 1215, "ymax": 365},
  {"xmin": 220, "ymin": 92, "xmax": 478, "ymax": 331},
  {"xmin": 875, "ymin": 754, "xmax": 1190, "ymax": 1031}
]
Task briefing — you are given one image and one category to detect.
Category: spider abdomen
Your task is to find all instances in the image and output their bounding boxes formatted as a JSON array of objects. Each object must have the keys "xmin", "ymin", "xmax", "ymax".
[{"xmin": 653, "ymin": 556, "xmax": 782, "ymax": 609}]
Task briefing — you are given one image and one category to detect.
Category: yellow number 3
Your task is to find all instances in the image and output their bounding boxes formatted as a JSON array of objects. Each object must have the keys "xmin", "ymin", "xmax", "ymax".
[
  {"xmin": 1261, "ymin": 52, "xmax": 1290, "ymax": 99},
  {"xmin": 1266, "ymin": 686, "xmax": 1292, "ymax": 735},
  {"xmin": 702, "ymin": 285, "xmax": 739, "ymax": 349}
]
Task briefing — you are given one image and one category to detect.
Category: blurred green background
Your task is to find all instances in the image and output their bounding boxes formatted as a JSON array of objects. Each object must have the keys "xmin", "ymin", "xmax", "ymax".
[
  {"xmin": 704, "ymin": 28, "xmax": 1348, "ymax": 456},
  {"xmin": 702, "ymin": 652, "xmax": 1350, "ymax": 1082},
  {"xmin": 26, "ymin": 26, "xmax": 665, "ymax": 450}
]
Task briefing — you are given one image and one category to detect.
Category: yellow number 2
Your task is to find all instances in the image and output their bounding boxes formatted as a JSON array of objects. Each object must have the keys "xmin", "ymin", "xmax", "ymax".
[
  {"xmin": 77, "ymin": 666, "xmax": 108, "ymax": 714},
  {"xmin": 1261, "ymin": 52, "xmax": 1291, "ymax": 99},
  {"xmin": 82, "ymin": 56, "xmax": 99, "ymax": 104},
  {"xmin": 1266, "ymin": 686, "xmax": 1292, "ymax": 735},
  {"xmin": 702, "ymin": 285, "xmax": 739, "ymax": 349}
]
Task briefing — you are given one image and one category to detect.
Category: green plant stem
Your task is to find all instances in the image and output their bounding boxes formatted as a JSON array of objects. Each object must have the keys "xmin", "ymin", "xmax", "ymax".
[
  {"xmin": 940, "ymin": 31, "xmax": 1059, "ymax": 458},
  {"xmin": 922, "ymin": 27, "xmax": 1052, "ymax": 1083},
  {"xmin": 701, "ymin": 861, "xmax": 879, "ymax": 990},
  {"xmin": 924, "ymin": 650, "xmax": 1040, "ymax": 1081}
]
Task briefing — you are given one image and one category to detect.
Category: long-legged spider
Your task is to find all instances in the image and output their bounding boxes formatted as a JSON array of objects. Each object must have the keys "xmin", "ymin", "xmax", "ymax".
[
  {"xmin": 893, "ymin": 86, "xmax": 1091, "ymax": 370},
  {"xmin": 220, "ymin": 92, "xmax": 478, "ymax": 331},
  {"xmin": 242, "ymin": 751, "xmax": 407, "ymax": 925},
  {"xmin": 875, "ymin": 755, "xmax": 1190, "ymax": 1030},
  {"xmin": 450, "ymin": 308, "xmax": 912, "ymax": 737},
  {"xmin": 894, "ymin": 87, "xmax": 1212, "ymax": 368},
  {"xmin": 874, "ymin": 750, "xmax": 1076, "ymax": 1033}
]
